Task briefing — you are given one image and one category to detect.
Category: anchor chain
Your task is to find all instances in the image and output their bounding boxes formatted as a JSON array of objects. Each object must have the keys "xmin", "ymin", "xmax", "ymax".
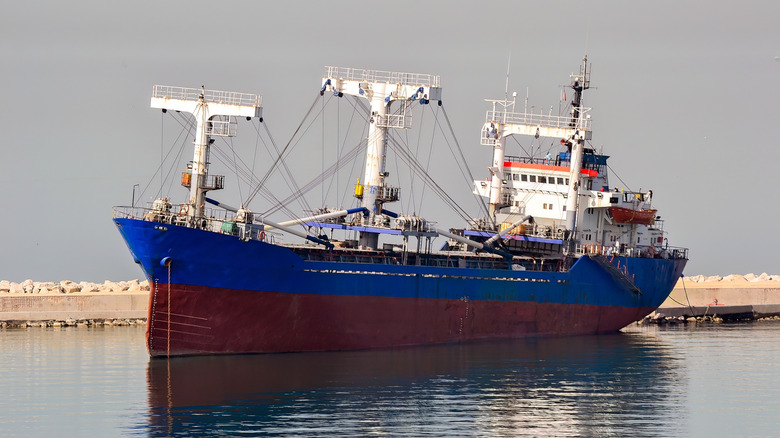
[
  {"xmin": 150, "ymin": 277, "xmax": 158, "ymax": 350},
  {"xmin": 166, "ymin": 259, "xmax": 172, "ymax": 357}
]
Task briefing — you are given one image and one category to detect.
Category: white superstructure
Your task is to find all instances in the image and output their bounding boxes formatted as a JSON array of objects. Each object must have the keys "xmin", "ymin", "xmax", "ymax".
[{"xmin": 472, "ymin": 57, "xmax": 665, "ymax": 257}]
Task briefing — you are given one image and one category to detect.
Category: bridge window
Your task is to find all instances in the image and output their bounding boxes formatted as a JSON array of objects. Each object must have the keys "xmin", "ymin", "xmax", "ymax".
[
  {"xmin": 538, "ymin": 176, "xmax": 547, "ymax": 183},
  {"xmin": 529, "ymin": 175, "xmax": 536, "ymax": 183}
]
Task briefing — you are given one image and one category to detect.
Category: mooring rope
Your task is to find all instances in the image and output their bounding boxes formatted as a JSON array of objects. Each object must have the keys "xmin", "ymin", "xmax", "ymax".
[{"xmin": 681, "ymin": 275, "xmax": 696, "ymax": 317}]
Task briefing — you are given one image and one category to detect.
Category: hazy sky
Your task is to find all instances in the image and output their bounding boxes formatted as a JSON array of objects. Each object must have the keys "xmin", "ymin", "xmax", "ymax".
[{"xmin": 2, "ymin": 0, "xmax": 779, "ymax": 282}]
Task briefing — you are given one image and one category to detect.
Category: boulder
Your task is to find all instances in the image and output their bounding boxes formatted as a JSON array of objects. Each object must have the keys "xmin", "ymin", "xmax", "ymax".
[
  {"xmin": 0, "ymin": 280, "xmax": 10, "ymax": 292},
  {"xmin": 694, "ymin": 275, "xmax": 706, "ymax": 283},
  {"xmin": 744, "ymin": 273, "xmax": 757, "ymax": 281},
  {"xmin": 751, "ymin": 273, "xmax": 771, "ymax": 282},
  {"xmin": 125, "ymin": 279, "xmax": 141, "ymax": 291},
  {"xmin": 685, "ymin": 275, "xmax": 706, "ymax": 283},
  {"xmin": 34, "ymin": 281, "xmax": 59, "ymax": 294},
  {"xmin": 79, "ymin": 281, "xmax": 100, "ymax": 292},
  {"xmin": 102, "ymin": 281, "xmax": 119, "ymax": 292},
  {"xmin": 722, "ymin": 274, "xmax": 747, "ymax": 282},
  {"xmin": 9, "ymin": 282, "xmax": 24, "ymax": 294},
  {"xmin": 140, "ymin": 280, "xmax": 150, "ymax": 291},
  {"xmin": 705, "ymin": 275, "xmax": 723, "ymax": 282},
  {"xmin": 60, "ymin": 281, "xmax": 81, "ymax": 293},
  {"xmin": 21, "ymin": 279, "xmax": 34, "ymax": 293}
]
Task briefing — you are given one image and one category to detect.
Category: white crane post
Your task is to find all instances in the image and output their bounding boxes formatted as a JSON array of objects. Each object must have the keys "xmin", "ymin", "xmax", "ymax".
[
  {"xmin": 322, "ymin": 67, "xmax": 441, "ymax": 249},
  {"xmin": 364, "ymin": 82, "xmax": 389, "ymax": 219},
  {"xmin": 563, "ymin": 56, "xmax": 591, "ymax": 234},
  {"xmin": 488, "ymin": 135, "xmax": 507, "ymax": 215},
  {"xmin": 150, "ymin": 86, "xmax": 262, "ymax": 224},
  {"xmin": 564, "ymin": 138, "xmax": 585, "ymax": 232}
]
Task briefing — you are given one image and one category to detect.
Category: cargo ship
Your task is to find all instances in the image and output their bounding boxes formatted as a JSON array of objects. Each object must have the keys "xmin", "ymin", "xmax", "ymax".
[{"xmin": 114, "ymin": 57, "xmax": 687, "ymax": 357}]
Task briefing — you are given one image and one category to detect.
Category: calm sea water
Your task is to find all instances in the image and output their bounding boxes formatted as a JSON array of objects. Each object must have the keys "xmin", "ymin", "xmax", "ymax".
[{"xmin": 1, "ymin": 321, "xmax": 779, "ymax": 437}]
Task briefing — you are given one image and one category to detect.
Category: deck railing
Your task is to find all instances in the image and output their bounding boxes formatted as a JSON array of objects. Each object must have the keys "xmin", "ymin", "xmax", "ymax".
[
  {"xmin": 486, "ymin": 110, "xmax": 591, "ymax": 131},
  {"xmin": 152, "ymin": 85, "xmax": 261, "ymax": 107},
  {"xmin": 324, "ymin": 67, "xmax": 440, "ymax": 87}
]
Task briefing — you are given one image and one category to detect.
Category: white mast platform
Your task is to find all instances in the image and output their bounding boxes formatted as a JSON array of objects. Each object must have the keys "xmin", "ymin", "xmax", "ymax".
[
  {"xmin": 150, "ymin": 85, "xmax": 262, "ymax": 224},
  {"xmin": 322, "ymin": 67, "xmax": 442, "ymax": 249}
]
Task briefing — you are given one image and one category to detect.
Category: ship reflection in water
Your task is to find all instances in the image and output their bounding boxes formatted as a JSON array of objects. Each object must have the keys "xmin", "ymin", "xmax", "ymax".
[{"xmin": 145, "ymin": 332, "xmax": 685, "ymax": 436}]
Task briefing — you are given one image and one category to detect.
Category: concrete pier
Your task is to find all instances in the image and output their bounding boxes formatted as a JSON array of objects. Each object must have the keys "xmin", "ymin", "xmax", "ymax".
[
  {"xmin": 651, "ymin": 274, "xmax": 780, "ymax": 321},
  {"xmin": 0, "ymin": 280, "xmax": 150, "ymax": 325},
  {"xmin": 0, "ymin": 291, "xmax": 149, "ymax": 322}
]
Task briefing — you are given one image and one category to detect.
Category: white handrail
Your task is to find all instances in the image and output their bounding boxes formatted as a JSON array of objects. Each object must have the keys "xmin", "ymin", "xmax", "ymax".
[
  {"xmin": 152, "ymin": 85, "xmax": 261, "ymax": 107},
  {"xmin": 324, "ymin": 66, "xmax": 440, "ymax": 87}
]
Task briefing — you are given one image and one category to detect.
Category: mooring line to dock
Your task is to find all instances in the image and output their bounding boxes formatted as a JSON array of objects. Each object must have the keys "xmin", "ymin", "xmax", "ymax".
[
  {"xmin": 681, "ymin": 275, "xmax": 696, "ymax": 317},
  {"xmin": 666, "ymin": 275, "xmax": 697, "ymax": 317}
]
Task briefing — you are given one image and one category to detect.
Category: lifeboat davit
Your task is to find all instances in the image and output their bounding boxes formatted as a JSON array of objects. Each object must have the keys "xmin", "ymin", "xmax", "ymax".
[{"xmin": 608, "ymin": 207, "xmax": 657, "ymax": 225}]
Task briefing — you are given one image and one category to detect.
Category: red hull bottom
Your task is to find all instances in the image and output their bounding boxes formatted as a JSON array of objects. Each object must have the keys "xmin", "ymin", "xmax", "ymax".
[{"xmin": 146, "ymin": 284, "xmax": 655, "ymax": 357}]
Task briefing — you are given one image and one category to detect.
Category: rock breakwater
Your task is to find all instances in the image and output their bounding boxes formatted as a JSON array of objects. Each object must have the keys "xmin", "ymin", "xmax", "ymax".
[
  {"xmin": 1, "ymin": 280, "xmax": 149, "ymax": 325},
  {"xmin": 680, "ymin": 272, "xmax": 780, "ymax": 284},
  {"xmin": 1, "ymin": 318, "xmax": 146, "ymax": 329},
  {"xmin": 0, "ymin": 279, "xmax": 150, "ymax": 294}
]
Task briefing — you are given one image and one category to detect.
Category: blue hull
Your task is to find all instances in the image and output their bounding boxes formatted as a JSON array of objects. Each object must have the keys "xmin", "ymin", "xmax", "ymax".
[{"xmin": 115, "ymin": 218, "xmax": 686, "ymax": 356}]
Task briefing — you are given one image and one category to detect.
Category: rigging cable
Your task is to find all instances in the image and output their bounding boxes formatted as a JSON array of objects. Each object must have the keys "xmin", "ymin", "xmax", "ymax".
[
  {"xmin": 324, "ymin": 94, "xmax": 364, "ymax": 207},
  {"xmin": 259, "ymin": 94, "xmax": 371, "ymax": 218},
  {"xmin": 409, "ymin": 103, "xmax": 425, "ymax": 213},
  {"xmin": 321, "ymin": 96, "xmax": 325, "ymax": 206},
  {"xmin": 386, "ymin": 134, "xmax": 472, "ymax": 223},
  {"xmin": 227, "ymin": 136, "xmax": 243, "ymax": 202},
  {"xmin": 161, "ymin": 113, "xmax": 193, "ymax": 198},
  {"xmin": 438, "ymin": 105, "xmax": 493, "ymax": 223},
  {"xmin": 160, "ymin": 111, "xmax": 163, "ymax": 194},
  {"xmin": 262, "ymin": 138, "xmax": 367, "ymax": 216},
  {"xmin": 245, "ymin": 94, "xmax": 321, "ymax": 207},
  {"xmin": 246, "ymin": 119, "xmax": 303, "ymax": 217},
  {"xmin": 339, "ymin": 96, "xmax": 371, "ymax": 208},
  {"xmin": 141, "ymin": 112, "xmax": 193, "ymax": 203},
  {"xmin": 249, "ymin": 94, "xmax": 345, "ymax": 216},
  {"xmin": 607, "ymin": 162, "xmax": 633, "ymax": 192},
  {"xmin": 259, "ymin": 120, "xmax": 311, "ymax": 214},
  {"xmin": 209, "ymin": 140, "xmax": 300, "ymax": 220},
  {"xmin": 417, "ymin": 105, "xmax": 438, "ymax": 215}
]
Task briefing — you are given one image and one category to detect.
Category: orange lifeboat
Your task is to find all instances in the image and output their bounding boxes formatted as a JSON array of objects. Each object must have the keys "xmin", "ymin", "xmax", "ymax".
[{"xmin": 608, "ymin": 207, "xmax": 657, "ymax": 225}]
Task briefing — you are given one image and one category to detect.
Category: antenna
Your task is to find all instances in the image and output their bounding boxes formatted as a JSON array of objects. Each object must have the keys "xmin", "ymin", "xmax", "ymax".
[
  {"xmin": 585, "ymin": 16, "xmax": 591, "ymax": 57},
  {"xmin": 524, "ymin": 87, "xmax": 529, "ymax": 114},
  {"xmin": 504, "ymin": 53, "xmax": 511, "ymax": 104}
]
